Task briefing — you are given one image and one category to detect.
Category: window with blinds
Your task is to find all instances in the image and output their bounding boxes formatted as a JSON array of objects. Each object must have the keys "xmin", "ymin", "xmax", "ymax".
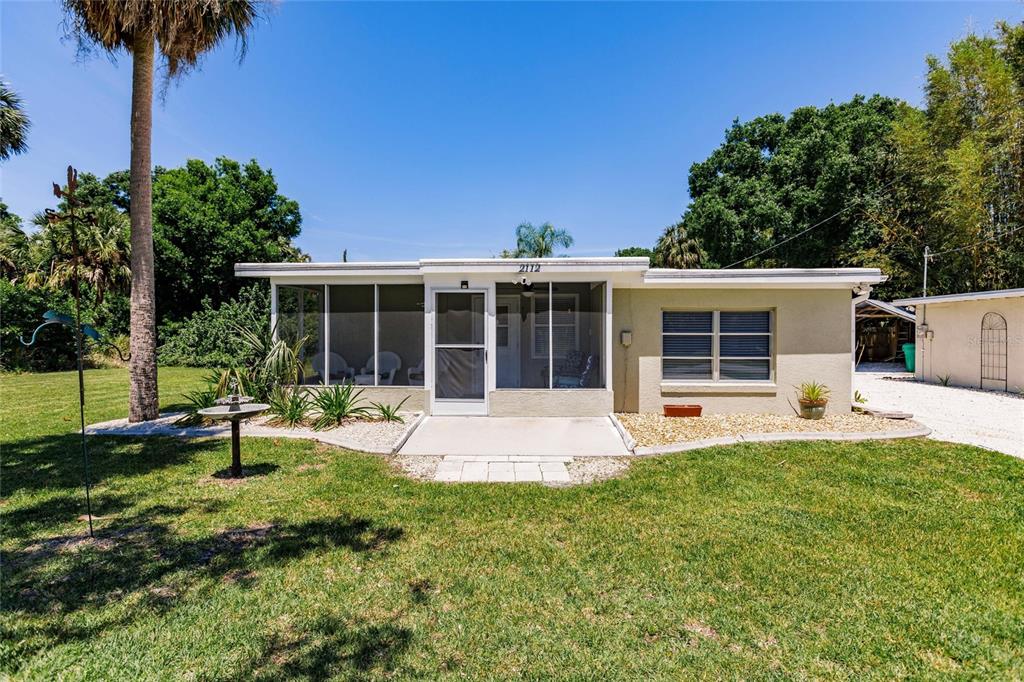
[{"xmin": 662, "ymin": 310, "xmax": 772, "ymax": 382}]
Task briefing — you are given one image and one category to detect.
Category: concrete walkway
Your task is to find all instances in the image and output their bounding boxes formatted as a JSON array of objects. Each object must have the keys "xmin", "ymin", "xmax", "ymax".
[
  {"xmin": 434, "ymin": 456, "xmax": 572, "ymax": 483},
  {"xmin": 397, "ymin": 416, "xmax": 631, "ymax": 457},
  {"xmin": 854, "ymin": 368, "xmax": 1024, "ymax": 459}
]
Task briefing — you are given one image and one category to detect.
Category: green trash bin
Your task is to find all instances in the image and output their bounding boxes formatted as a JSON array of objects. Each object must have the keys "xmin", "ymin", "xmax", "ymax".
[{"xmin": 902, "ymin": 343, "xmax": 916, "ymax": 372}]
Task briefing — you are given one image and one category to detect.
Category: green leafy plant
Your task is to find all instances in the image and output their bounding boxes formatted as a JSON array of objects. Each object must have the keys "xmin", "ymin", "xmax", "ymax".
[
  {"xmin": 312, "ymin": 384, "xmax": 368, "ymax": 430},
  {"xmin": 370, "ymin": 396, "xmax": 410, "ymax": 423},
  {"xmin": 267, "ymin": 386, "xmax": 311, "ymax": 428},
  {"xmin": 937, "ymin": 373, "xmax": 952, "ymax": 386},
  {"xmin": 174, "ymin": 386, "xmax": 218, "ymax": 426},
  {"xmin": 853, "ymin": 390, "xmax": 868, "ymax": 405},
  {"xmin": 796, "ymin": 381, "xmax": 831, "ymax": 404}
]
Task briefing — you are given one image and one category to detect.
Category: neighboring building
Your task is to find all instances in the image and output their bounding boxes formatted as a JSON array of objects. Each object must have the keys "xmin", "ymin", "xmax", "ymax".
[
  {"xmin": 894, "ymin": 288, "xmax": 1023, "ymax": 393},
  {"xmin": 854, "ymin": 299, "xmax": 915, "ymax": 365},
  {"xmin": 236, "ymin": 258, "xmax": 885, "ymax": 416}
]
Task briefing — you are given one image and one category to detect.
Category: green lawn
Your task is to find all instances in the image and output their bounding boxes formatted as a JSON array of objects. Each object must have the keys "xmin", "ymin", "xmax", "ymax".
[{"xmin": 2, "ymin": 369, "xmax": 1022, "ymax": 680}]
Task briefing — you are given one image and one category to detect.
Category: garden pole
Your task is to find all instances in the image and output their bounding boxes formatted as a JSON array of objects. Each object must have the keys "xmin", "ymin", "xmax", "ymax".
[{"xmin": 67, "ymin": 168, "xmax": 95, "ymax": 537}]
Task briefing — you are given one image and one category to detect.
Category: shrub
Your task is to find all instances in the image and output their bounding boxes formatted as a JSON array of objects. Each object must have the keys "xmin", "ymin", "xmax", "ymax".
[
  {"xmin": 370, "ymin": 397, "xmax": 410, "ymax": 423},
  {"xmin": 312, "ymin": 384, "xmax": 368, "ymax": 430},
  {"xmin": 267, "ymin": 386, "xmax": 312, "ymax": 428},
  {"xmin": 0, "ymin": 280, "xmax": 78, "ymax": 371},
  {"xmin": 174, "ymin": 386, "xmax": 218, "ymax": 426},
  {"xmin": 158, "ymin": 283, "xmax": 269, "ymax": 368}
]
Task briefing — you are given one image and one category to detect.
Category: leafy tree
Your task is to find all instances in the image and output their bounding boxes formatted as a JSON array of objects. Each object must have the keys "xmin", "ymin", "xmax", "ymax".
[
  {"xmin": 614, "ymin": 246, "xmax": 653, "ymax": 259},
  {"xmin": 148, "ymin": 158, "xmax": 302, "ymax": 322},
  {"xmin": 504, "ymin": 222, "xmax": 574, "ymax": 257},
  {"xmin": 882, "ymin": 21, "xmax": 1024, "ymax": 295},
  {"xmin": 61, "ymin": 0, "xmax": 262, "ymax": 421},
  {"xmin": 158, "ymin": 283, "xmax": 269, "ymax": 368},
  {"xmin": 0, "ymin": 80, "xmax": 30, "ymax": 161},
  {"xmin": 675, "ymin": 95, "xmax": 902, "ymax": 273},
  {"xmin": 0, "ymin": 202, "xmax": 29, "ymax": 279}
]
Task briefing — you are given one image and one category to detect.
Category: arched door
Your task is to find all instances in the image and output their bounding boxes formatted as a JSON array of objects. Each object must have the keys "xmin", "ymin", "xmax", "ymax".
[{"xmin": 980, "ymin": 312, "xmax": 1007, "ymax": 391}]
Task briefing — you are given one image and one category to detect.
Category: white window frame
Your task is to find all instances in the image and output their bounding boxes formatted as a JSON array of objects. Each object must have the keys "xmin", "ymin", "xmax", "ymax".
[
  {"xmin": 662, "ymin": 309, "xmax": 774, "ymax": 383},
  {"xmin": 532, "ymin": 291, "xmax": 579, "ymax": 360}
]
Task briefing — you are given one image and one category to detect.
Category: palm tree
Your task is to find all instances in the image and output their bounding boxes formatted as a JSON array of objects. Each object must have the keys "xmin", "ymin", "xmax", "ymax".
[
  {"xmin": 654, "ymin": 222, "xmax": 704, "ymax": 269},
  {"xmin": 61, "ymin": 1, "xmax": 261, "ymax": 421},
  {"xmin": 30, "ymin": 205, "xmax": 131, "ymax": 305},
  {"xmin": 511, "ymin": 222, "xmax": 574, "ymax": 258},
  {"xmin": 0, "ymin": 80, "xmax": 30, "ymax": 161}
]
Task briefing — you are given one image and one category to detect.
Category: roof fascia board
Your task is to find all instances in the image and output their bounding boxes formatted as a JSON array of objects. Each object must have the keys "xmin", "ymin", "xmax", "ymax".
[{"xmin": 893, "ymin": 288, "xmax": 1024, "ymax": 306}]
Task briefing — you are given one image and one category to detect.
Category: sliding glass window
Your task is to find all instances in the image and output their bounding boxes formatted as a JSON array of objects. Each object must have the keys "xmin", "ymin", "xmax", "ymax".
[
  {"xmin": 276, "ymin": 284, "xmax": 325, "ymax": 385},
  {"xmin": 495, "ymin": 281, "xmax": 605, "ymax": 390}
]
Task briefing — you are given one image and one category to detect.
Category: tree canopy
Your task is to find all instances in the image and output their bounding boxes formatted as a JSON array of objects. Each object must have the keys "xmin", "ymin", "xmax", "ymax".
[
  {"xmin": 502, "ymin": 222, "xmax": 574, "ymax": 258},
  {"xmin": 73, "ymin": 157, "xmax": 305, "ymax": 322}
]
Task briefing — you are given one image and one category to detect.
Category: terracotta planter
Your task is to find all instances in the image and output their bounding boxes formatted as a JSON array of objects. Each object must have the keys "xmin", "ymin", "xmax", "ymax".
[
  {"xmin": 798, "ymin": 399, "xmax": 828, "ymax": 420},
  {"xmin": 664, "ymin": 404, "xmax": 702, "ymax": 418}
]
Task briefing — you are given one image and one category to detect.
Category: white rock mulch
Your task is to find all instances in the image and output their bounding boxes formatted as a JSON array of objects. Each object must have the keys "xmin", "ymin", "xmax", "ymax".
[
  {"xmin": 616, "ymin": 412, "xmax": 920, "ymax": 448},
  {"xmin": 86, "ymin": 412, "xmax": 422, "ymax": 454},
  {"xmin": 855, "ymin": 371, "xmax": 1024, "ymax": 459}
]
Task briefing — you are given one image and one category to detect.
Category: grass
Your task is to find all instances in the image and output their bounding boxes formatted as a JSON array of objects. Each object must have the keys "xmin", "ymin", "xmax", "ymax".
[{"xmin": 2, "ymin": 369, "xmax": 1023, "ymax": 679}]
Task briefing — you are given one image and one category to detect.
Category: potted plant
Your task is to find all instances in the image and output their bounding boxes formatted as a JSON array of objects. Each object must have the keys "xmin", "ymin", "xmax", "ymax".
[{"xmin": 796, "ymin": 381, "xmax": 831, "ymax": 420}]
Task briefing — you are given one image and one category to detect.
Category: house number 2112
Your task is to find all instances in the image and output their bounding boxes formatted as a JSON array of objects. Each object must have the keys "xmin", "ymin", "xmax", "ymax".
[{"xmin": 517, "ymin": 264, "xmax": 541, "ymax": 273}]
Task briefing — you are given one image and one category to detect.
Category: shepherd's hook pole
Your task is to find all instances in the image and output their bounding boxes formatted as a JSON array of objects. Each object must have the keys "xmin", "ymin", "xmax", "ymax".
[{"xmin": 922, "ymin": 245, "xmax": 930, "ymax": 298}]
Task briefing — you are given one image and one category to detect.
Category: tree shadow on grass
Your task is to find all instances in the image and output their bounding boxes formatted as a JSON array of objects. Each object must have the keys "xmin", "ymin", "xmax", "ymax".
[
  {"xmin": 4, "ymin": 509, "xmax": 405, "ymax": 667},
  {"xmin": 249, "ymin": 615, "xmax": 413, "ymax": 681},
  {"xmin": 209, "ymin": 463, "xmax": 280, "ymax": 480},
  {"xmin": 2, "ymin": 434, "xmax": 221, "ymax": 497}
]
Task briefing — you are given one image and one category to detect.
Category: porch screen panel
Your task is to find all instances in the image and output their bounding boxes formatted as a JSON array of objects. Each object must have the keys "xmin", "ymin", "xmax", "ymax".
[
  {"xmin": 327, "ymin": 285, "xmax": 374, "ymax": 384},
  {"xmin": 551, "ymin": 282, "xmax": 605, "ymax": 389},
  {"xmin": 276, "ymin": 284, "xmax": 324, "ymax": 385},
  {"xmin": 495, "ymin": 283, "xmax": 548, "ymax": 388},
  {"xmin": 378, "ymin": 285, "xmax": 425, "ymax": 386}
]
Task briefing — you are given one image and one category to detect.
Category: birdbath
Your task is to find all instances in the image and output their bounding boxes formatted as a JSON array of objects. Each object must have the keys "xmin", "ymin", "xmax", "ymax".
[{"xmin": 198, "ymin": 388, "xmax": 269, "ymax": 478}]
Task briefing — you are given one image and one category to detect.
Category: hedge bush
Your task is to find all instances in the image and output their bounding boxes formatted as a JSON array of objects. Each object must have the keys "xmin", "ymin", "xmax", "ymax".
[{"xmin": 158, "ymin": 283, "xmax": 270, "ymax": 368}]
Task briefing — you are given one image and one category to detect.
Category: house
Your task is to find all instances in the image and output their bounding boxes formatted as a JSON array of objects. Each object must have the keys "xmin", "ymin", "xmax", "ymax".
[
  {"xmin": 235, "ymin": 258, "xmax": 885, "ymax": 416},
  {"xmin": 893, "ymin": 288, "xmax": 1023, "ymax": 393}
]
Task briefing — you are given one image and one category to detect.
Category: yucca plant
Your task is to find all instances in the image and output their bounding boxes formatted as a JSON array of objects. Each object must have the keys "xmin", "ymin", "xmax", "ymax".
[
  {"xmin": 370, "ymin": 396, "xmax": 410, "ymax": 423},
  {"xmin": 796, "ymin": 381, "xmax": 831, "ymax": 420},
  {"xmin": 312, "ymin": 384, "xmax": 368, "ymax": 430},
  {"xmin": 174, "ymin": 386, "xmax": 218, "ymax": 426},
  {"xmin": 266, "ymin": 386, "xmax": 311, "ymax": 428}
]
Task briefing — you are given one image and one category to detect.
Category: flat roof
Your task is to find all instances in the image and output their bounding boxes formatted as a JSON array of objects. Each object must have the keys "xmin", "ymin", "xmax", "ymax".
[
  {"xmin": 643, "ymin": 267, "xmax": 885, "ymax": 288},
  {"xmin": 235, "ymin": 258, "xmax": 885, "ymax": 288},
  {"xmin": 856, "ymin": 299, "xmax": 916, "ymax": 322},
  {"xmin": 893, "ymin": 287, "xmax": 1024, "ymax": 306}
]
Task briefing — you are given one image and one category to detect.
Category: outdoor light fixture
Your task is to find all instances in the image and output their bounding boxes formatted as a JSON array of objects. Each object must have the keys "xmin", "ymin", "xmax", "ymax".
[{"xmin": 460, "ymin": 280, "xmax": 468, "ymax": 289}]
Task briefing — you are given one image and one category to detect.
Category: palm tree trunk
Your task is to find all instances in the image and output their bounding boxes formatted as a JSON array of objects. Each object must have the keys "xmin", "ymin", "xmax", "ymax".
[{"xmin": 128, "ymin": 29, "xmax": 159, "ymax": 422}]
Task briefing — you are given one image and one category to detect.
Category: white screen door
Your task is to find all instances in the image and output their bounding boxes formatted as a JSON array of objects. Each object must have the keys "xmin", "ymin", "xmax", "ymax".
[{"xmin": 434, "ymin": 292, "xmax": 486, "ymax": 414}]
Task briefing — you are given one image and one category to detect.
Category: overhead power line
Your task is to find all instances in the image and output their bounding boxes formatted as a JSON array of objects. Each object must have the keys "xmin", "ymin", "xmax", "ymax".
[
  {"xmin": 925, "ymin": 223, "xmax": 1024, "ymax": 259},
  {"xmin": 723, "ymin": 172, "xmax": 909, "ymax": 269}
]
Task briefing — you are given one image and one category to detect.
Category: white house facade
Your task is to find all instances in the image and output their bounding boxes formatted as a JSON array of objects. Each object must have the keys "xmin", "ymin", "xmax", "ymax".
[{"xmin": 235, "ymin": 258, "xmax": 885, "ymax": 416}]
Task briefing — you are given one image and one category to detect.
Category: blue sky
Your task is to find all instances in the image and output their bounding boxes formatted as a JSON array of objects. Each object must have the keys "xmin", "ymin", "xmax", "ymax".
[{"xmin": 2, "ymin": 1, "xmax": 1021, "ymax": 262}]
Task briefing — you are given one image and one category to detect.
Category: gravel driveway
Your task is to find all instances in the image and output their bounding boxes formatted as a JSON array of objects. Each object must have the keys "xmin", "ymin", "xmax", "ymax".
[{"xmin": 854, "ymin": 367, "xmax": 1024, "ymax": 459}]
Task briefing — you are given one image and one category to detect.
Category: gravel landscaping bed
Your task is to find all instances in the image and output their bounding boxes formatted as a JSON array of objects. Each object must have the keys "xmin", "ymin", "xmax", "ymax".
[
  {"xmin": 566, "ymin": 457, "xmax": 632, "ymax": 485},
  {"xmin": 86, "ymin": 412, "xmax": 421, "ymax": 454},
  {"xmin": 390, "ymin": 455, "xmax": 442, "ymax": 481},
  {"xmin": 617, "ymin": 412, "xmax": 917, "ymax": 447}
]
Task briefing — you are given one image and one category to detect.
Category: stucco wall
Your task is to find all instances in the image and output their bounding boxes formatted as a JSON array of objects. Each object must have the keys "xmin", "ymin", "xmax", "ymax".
[
  {"xmin": 914, "ymin": 297, "xmax": 1024, "ymax": 392},
  {"xmin": 612, "ymin": 288, "xmax": 854, "ymax": 415},
  {"xmin": 488, "ymin": 389, "xmax": 613, "ymax": 417}
]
